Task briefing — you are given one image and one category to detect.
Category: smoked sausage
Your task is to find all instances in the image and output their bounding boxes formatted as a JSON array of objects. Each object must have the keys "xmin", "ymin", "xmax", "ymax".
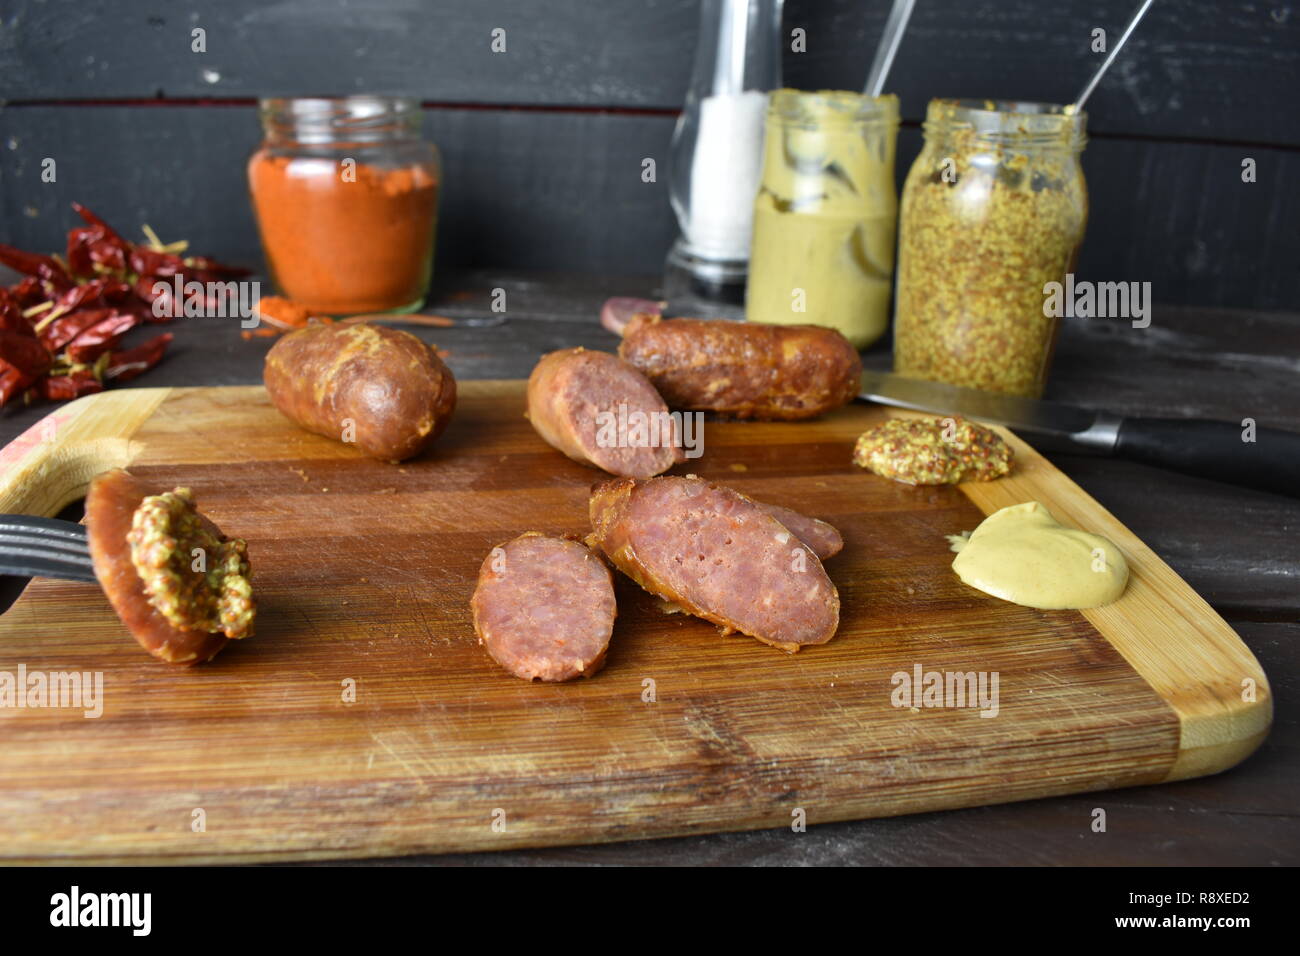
[
  {"xmin": 471, "ymin": 532, "xmax": 617, "ymax": 682},
  {"xmin": 615, "ymin": 313, "xmax": 861, "ymax": 421},
  {"xmin": 263, "ymin": 322, "xmax": 456, "ymax": 461},
  {"xmin": 526, "ymin": 347, "xmax": 682, "ymax": 478},
  {"xmin": 754, "ymin": 501, "xmax": 843, "ymax": 561},
  {"xmin": 86, "ymin": 468, "xmax": 252, "ymax": 665},
  {"xmin": 588, "ymin": 475, "xmax": 840, "ymax": 652}
]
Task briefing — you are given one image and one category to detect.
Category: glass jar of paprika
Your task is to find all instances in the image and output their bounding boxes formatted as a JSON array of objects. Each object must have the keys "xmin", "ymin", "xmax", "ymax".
[
  {"xmin": 893, "ymin": 99, "xmax": 1088, "ymax": 397},
  {"xmin": 248, "ymin": 96, "xmax": 440, "ymax": 316}
]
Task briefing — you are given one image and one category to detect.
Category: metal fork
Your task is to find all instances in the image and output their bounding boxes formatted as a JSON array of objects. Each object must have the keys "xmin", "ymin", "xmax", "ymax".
[{"xmin": 0, "ymin": 515, "xmax": 97, "ymax": 582}]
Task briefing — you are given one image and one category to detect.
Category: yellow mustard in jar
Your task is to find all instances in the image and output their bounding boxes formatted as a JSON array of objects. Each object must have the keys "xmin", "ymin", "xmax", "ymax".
[{"xmin": 746, "ymin": 90, "xmax": 899, "ymax": 349}]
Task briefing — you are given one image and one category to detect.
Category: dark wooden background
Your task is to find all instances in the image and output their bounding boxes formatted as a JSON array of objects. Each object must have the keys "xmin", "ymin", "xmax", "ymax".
[{"xmin": 1, "ymin": 0, "xmax": 1297, "ymax": 310}]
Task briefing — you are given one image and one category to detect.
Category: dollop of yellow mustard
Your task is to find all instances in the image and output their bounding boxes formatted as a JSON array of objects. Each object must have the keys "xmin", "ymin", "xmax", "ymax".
[{"xmin": 949, "ymin": 501, "xmax": 1128, "ymax": 609}]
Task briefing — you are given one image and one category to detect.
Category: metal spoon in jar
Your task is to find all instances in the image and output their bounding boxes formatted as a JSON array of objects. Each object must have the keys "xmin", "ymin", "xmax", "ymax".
[
  {"xmin": 1069, "ymin": 0, "xmax": 1156, "ymax": 113},
  {"xmin": 863, "ymin": 0, "xmax": 916, "ymax": 99}
]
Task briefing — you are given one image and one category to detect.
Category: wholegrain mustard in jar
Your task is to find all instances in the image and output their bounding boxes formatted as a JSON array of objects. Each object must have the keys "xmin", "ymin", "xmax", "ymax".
[{"xmin": 893, "ymin": 99, "xmax": 1088, "ymax": 397}]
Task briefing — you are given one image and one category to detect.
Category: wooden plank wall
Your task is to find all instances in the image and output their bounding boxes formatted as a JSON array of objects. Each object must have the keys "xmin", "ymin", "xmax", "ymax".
[{"xmin": 1, "ymin": 0, "xmax": 1296, "ymax": 310}]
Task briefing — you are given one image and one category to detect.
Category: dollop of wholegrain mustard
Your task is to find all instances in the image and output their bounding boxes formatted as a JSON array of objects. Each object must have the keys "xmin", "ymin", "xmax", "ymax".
[
  {"xmin": 853, "ymin": 416, "xmax": 1013, "ymax": 485},
  {"xmin": 127, "ymin": 488, "xmax": 255, "ymax": 639}
]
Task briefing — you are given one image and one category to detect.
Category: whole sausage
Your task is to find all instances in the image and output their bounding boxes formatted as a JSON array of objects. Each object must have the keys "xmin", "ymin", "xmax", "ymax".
[
  {"xmin": 264, "ymin": 322, "xmax": 456, "ymax": 461},
  {"xmin": 471, "ymin": 532, "xmax": 617, "ymax": 682},
  {"xmin": 526, "ymin": 347, "xmax": 682, "ymax": 478},
  {"xmin": 588, "ymin": 475, "xmax": 840, "ymax": 652},
  {"xmin": 600, "ymin": 296, "xmax": 662, "ymax": 337},
  {"xmin": 616, "ymin": 313, "xmax": 862, "ymax": 421},
  {"xmin": 86, "ymin": 468, "xmax": 242, "ymax": 665}
]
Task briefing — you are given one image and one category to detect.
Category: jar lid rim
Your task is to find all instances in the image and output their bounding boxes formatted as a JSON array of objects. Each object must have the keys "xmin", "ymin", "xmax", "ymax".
[{"xmin": 929, "ymin": 98, "xmax": 1087, "ymax": 122}]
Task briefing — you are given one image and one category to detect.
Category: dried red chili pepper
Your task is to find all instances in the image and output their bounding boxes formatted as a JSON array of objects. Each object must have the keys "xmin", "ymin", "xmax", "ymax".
[
  {"xmin": 1, "ymin": 204, "xmax": 242, "ymax": 409},
  {"xmin": 65, "ymin": 313, "xmax": 141, "ymax": 364},
  {"xmin": 105, "ymin": 332, "xmax": 172, "ymax": 382},
  {"xmin": 38, "ymin": 371, "xmax": 104, "ymax": 401},
  {"xmin": 128, "ymin": 246, "xmax": 187, "ymax": 280},
  {"xmin": 39, "ymin": 307, "xmax": 116, "ymax": 353},
  {"xmin": 8, "ymin": 277, "xmax": 46, "ymax": 309},
  {"xmin": 184, "ymin": 255, "xmax": 251, "ymax": 281},
  {"xmin": 0, "ymin": 244, "xmax": 73, "ymax": 291},
  {"xmin": 0, "ymin": 329, "xmax": 54, "ymax": 405},
  {"xmin": 0, "ymin": 291, "xmax": 29, "ymax": 334},
  {"xmin": 70, "ymin": 202, "xmax": 128, "ymax": 244}
]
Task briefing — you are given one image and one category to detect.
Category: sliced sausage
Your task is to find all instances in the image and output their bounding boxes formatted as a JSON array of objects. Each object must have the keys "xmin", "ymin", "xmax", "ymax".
[
  {"xmin": 86, "ymin": 468, "xmax": 234, "ymax": 665},
  {"xmin": 264, "ymin": 322, "xmax": 456, "ymax": 461},
  {"xmin": 588, "ymin": 475, "xmax": 840, "ymax": 652},
  {"xmin": 615, "ymin": 313, "xmax": 862, "ymax": 421},
  {"xmin": 753, "ymin": 501, "xmax": 843, "ymax": 561},
  {"xmin": 526, "ymin": 347, "xmax": 683, "ymax": 478},
  {"xmin": 471, "ymin": 532, "xmax": 617, "ymax": 682}
]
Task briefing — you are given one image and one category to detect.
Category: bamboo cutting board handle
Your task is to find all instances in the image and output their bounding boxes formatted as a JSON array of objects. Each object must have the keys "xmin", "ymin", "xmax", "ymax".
[{"xmin": 0, "ymin": 388, "xmax": 171, "ymax": 516}]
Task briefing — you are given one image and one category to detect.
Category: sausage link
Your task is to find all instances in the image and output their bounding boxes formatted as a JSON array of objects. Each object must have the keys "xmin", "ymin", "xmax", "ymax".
[
  {"xmin": 616, "ymin": 314, "xmax": 861, "ymax": 421},
  {"xmin": 264, "ymin": 322, "xmax": 456, "ymax": 462}
]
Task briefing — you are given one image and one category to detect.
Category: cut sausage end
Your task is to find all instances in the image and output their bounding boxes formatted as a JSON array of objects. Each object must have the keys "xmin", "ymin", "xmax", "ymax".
[
  {"xmin": 85, "ymin": 468, "xmax": 235, "ymax": 665},
  {"xmin": 526, "ymin": 348, "xmax": 682, "ymax": 479}
]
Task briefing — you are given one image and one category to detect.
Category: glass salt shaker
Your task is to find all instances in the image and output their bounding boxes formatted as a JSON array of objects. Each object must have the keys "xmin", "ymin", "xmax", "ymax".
[{"xmin": 666, "ymin": 0, "xmax": 783, "ymax": 302}]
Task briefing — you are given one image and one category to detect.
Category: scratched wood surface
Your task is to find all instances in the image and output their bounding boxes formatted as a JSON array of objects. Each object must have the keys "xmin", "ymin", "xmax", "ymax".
[{"xmin": 0, "ymin": 382, "xmax": 1270, "ymax": 862}]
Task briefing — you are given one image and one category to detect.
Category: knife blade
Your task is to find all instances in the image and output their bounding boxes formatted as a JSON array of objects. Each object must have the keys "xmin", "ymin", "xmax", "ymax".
[
  {"xmin": 859, "ymin": 370, "xmax": 1120, "ymax": 450},
  {"xmin": 858, "ymin": 370, "xmax": 1300, "ymax": 497}
]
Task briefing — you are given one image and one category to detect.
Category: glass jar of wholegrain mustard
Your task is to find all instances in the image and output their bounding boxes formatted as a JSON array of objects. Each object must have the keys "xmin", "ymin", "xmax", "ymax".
[
  {"xmin": 893, "ymin": 99, "xmax": 1088, "ymax": 397},
  {"xmin": 746, "ymin": 90, "xmax": 899, "ymax": 349},
  {"xmin": 248, "ymin": 96, "xmax": 440, "ymax": 316}
]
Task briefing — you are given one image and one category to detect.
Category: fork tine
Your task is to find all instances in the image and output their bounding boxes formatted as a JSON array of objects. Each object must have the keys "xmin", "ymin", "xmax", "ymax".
[
  {"xmin": 0, "ymin": 531, "xmax": 92, "ymax": 558},
  {"xmin": 0, "ymin": 552, "xmax": 99, "ymax": 582},
  {"xmin": 0, "ymin": 514, "xmax": 88, "ymax": 540},
  {"xmin": 0, "ymin": 534, "xmax": 94, "ymax": 563},
  {"xmin": 0, "ymin": 514, "xmax": 98, "ymax": 583}
]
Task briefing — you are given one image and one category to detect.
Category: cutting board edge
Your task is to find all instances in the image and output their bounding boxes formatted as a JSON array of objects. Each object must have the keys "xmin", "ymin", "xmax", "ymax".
[
  {"xmin": 958, "ymin": 430, "xmax": 1273, "ymax": 785},
  {"xmin": 0, "ymin": 387, "xmax": 172, "ymax": 515},
  {"xmin": 0, "ymin": 760, "xmax": 1177, "ymax": 865}
]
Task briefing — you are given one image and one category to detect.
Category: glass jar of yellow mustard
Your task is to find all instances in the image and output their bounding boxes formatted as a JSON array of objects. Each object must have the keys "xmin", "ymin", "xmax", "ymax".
[
  {"xmin": 893, "ymin": 99, "xmax": 1088, "ymax": 397},
  {"xmin": 745, "ymin": 90, "xmax": 899, "ymax": 349}
]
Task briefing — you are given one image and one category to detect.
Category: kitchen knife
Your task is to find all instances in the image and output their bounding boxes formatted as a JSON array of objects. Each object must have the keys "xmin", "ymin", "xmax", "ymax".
[{"xmin": 859, "ymin": 370, "xmax": 1300, "ymax": 497}]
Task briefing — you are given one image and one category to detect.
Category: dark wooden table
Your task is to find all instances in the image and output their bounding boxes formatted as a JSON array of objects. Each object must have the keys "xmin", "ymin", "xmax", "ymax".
[{"xmin": 2, "ymin": 271, "xmax": 1296, "ymax": 866}]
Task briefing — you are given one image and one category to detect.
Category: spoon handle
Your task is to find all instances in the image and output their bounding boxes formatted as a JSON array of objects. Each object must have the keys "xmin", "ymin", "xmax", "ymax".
[
  {"xmin": 863, "ymin": 0, "xmax": 916, "ymax": 98},
  {"xmin": 1073, "ymin": 0, "xmax": 1157, "ymax": 111}
]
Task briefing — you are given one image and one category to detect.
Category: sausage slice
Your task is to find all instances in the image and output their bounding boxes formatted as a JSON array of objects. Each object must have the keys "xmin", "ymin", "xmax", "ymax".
[
  {"xmin": 754, "ymin": 501, "xmax": 843, "ymax": 561},
  {"xmin": 616, "ymin": 314, "xmax": 862, "ymax": 421},
  {"xmin": 85, "ymin": 469, "xmax": 242, "ymax": 664},
  {"xmin": 588, "ymin": 476, "xmax": 840, "ymax": 652},
  {"xmin": 526, "ymin": 347, "xmax": 683, "ymax": 478},
  {"xmin": 264, "ymin": 322, "xmax": 457, "ymax": 462},
  {"xmin": 470, "ymin": 532, "xmax": 617, "ymax": 682}
]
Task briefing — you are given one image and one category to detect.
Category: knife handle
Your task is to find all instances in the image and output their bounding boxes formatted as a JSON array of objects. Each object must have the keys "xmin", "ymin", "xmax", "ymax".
[{"xmin": 1114, "ymin": 417, "xmax": 1300, "ymax": 496}]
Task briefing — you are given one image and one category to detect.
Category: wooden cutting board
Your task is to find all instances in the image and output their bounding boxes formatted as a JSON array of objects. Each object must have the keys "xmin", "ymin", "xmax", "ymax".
[{"xmin": 0, "ymin": 383, "xmax": 1270, "ymax": 863}]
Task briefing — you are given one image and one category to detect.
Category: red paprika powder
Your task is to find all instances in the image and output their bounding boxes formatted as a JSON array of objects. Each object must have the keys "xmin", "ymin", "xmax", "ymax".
[{"xmin": 248, "ymin": 97, "xmax": 440, "ymax": 316}]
